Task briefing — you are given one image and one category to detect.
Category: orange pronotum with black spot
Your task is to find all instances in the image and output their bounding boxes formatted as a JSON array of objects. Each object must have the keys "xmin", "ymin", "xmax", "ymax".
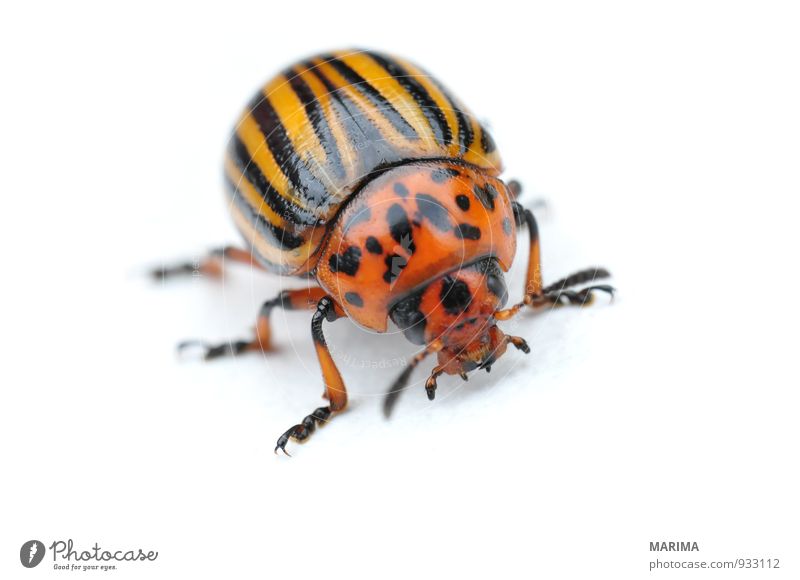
[{"xmin": 155, "ymin": 49, "xmax": 614, "ymax": 455}]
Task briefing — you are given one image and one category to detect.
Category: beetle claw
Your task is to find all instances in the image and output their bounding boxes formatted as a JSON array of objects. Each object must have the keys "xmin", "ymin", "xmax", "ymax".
[{"xmin": 274, "ymin": 442, "xmax": 292, "ymax": 457}]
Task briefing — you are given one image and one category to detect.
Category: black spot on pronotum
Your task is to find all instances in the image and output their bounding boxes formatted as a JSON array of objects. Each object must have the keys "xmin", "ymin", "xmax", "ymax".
[
  {"xmin": 343, "ymin": 207, "xmax": 371, "ymax": 232},
  {"xmin": 387, "ymin": 203, "xmax": 415, "ymax": 253},
  {"xmin": 393, "ymin": 182, "xmax": 409, "ymax": 197},
  {"xmin": 454, "ymin": 223, "xmax": 481, "ymax": 240},
  {"xmin": 430, "ymin": 167, "xmax": 460, "ymax": 183},
  {"xmin": 455, "ymin": 194, "xmax": 470, "ymax": 211},
  {"xmin": 328, "ymin": 246, "xmax": 362, "ymax": 276},
  {"xmin": 344, "ymin": 292, "xmax": 364, "ymax": 307},
  {"xmin": 415, "ymin": 193, "xmax": 452, "ymax": 232},
  {"xmin": 440, "ymin": 276, "xmax": 472, "ymax": 315},
  {"xmin": 473, "ymin": 183, "xmax": 497, "ymax": 211},
  {"xmin": 383, "ymin": 253, "xmax": 408, "ymax": 284},
  {"xmin": 365, "ymin": 236, "xmax": 383, "ymax": 254},
  {"xmin": 502, "ymin": 217, "xmax": 512, "ymax": 235}
]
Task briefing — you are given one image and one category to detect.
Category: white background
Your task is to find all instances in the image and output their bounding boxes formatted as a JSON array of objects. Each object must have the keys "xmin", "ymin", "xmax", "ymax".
[{"xmin": 2, "ymin": 1, "xmax": 799, "ymax": 578}]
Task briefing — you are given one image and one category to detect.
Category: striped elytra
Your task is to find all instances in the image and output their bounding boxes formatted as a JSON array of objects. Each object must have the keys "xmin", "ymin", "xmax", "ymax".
[{"xmin": 224, "ymin": 49, "xmax": 503, "ymax": 276}]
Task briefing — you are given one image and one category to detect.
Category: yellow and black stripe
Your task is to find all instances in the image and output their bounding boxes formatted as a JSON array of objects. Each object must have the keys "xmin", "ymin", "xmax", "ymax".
[{"xmin": 224, "ymin": 49, "xmax": 503, "ymax": 275}]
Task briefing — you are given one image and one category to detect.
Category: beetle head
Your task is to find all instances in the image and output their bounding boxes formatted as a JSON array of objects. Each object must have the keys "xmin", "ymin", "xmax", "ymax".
[{"xmin": 390, "ymin": 257, "xmax": 526, "ymax": 376}]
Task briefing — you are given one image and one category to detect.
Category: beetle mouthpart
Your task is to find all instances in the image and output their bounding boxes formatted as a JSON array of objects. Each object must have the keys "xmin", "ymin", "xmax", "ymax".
[
  {"xmin": 477, "ymin": 352, "xmax": 498, "ymax": 371},
  {"xmin": 464, "ymin": 342, "xmax": 492, "ymax": 366}
]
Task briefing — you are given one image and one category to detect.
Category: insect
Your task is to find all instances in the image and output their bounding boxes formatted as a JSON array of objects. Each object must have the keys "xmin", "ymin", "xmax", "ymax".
[{"xmin": 154, "ymin": 49, "xmax": 613, "ymax": 455}]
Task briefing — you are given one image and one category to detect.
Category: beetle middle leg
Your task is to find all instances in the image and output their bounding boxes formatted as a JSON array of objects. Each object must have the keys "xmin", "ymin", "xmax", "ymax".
[
  {"xmin": 151, "ymin": 246, "xmax": 265, "ymax": 280},
  {"xmin": 275, "ymin": 296, "xmax": 348, "ymax": 456},
  {"xmin": 179, "ymin": 286, "xmax": 328, "ymax": 360}
]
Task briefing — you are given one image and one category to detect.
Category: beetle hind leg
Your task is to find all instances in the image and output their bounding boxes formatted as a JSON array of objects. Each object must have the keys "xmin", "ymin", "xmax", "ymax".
[
  {"xmin": 178, "ymin": 338, "xmax": 260, "ymax": 360},
  {"xmin": 180, "ymin": 287, "xmax": 327, "ymax": 360}
]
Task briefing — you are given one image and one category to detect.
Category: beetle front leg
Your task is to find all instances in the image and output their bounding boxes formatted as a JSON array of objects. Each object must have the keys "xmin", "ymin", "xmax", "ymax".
[
  {"xmin": 511, "ymin": 201, "xmax": 614, "ymax": 310},
  {"xmin": 179, "ymin": 287, "xmax": 327, "ymax": 360},
  {"xmin": 512, "ymin": 201, "xmax": 544, "ymax": 298},
  {"xmin": 275, "ymin": 297, "xmax": 348, "ymax": 456},
  {"xmin": 531, "ymin": 279, "xmax": 615, "ymax": 307}
]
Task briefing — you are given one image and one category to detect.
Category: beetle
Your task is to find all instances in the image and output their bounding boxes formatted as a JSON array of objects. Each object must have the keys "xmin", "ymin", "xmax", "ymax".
[{"xmin": 154, "ymin": 49, "xmax": 613, "ymax": 455}]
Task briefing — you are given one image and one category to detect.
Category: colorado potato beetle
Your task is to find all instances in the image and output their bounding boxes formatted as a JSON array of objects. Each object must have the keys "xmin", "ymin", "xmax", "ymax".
[{"xmin": 155, "ymin": 49, "xmax": 613, "ymax": 455}]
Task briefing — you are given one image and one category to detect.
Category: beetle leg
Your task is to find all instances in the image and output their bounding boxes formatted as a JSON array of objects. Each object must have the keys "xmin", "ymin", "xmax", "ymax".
[
  {"xmin": 512, "ymin": 201, "xmax": 544, "ymax": 298},
  {"xmin": 179, "ymin": 287, "xmax": 327, "ymax": 360},
  {"xmin": 275, "ymin": 297, "xmax": 348, "ymax": 456},
  {"xmin": 532, "ymin": 268, "xmax": 614, "ymax": 307},
  {"xmin": 506, "ymin": 179, "xmax": 523, "ymax": 198},
  {"xmin": 512, "ymin": 201, "xmax": 614, "ymax": 310},
  {"xmin": 507, "ymin": 181, "xmax": 549, "ymax": 213},
  {"xmin": 541, "ymin": 267, "xmax": 611, "ymax": 293},
  {"xmin": 532, "ymin": 283, "xmax": 615, "ymax": 308},
  {"xmin": 151, "ymin": 246, "xmax": 264, "ymax": 280}
]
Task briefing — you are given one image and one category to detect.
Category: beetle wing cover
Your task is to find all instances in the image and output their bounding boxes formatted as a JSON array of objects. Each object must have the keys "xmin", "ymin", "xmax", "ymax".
[{"xmin": 224, "ymin": 49, "xmax": 502, "ymax": 275}]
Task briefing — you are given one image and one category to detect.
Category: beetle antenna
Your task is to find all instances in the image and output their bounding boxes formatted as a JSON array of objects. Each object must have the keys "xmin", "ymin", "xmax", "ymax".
[
  {"xmin": 383, "ymin": 365, "xmax": 415, "ymax": 419},
  {"xmin": 383, "ymin": 341, "xmax": 442, "ymax": 418}
]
